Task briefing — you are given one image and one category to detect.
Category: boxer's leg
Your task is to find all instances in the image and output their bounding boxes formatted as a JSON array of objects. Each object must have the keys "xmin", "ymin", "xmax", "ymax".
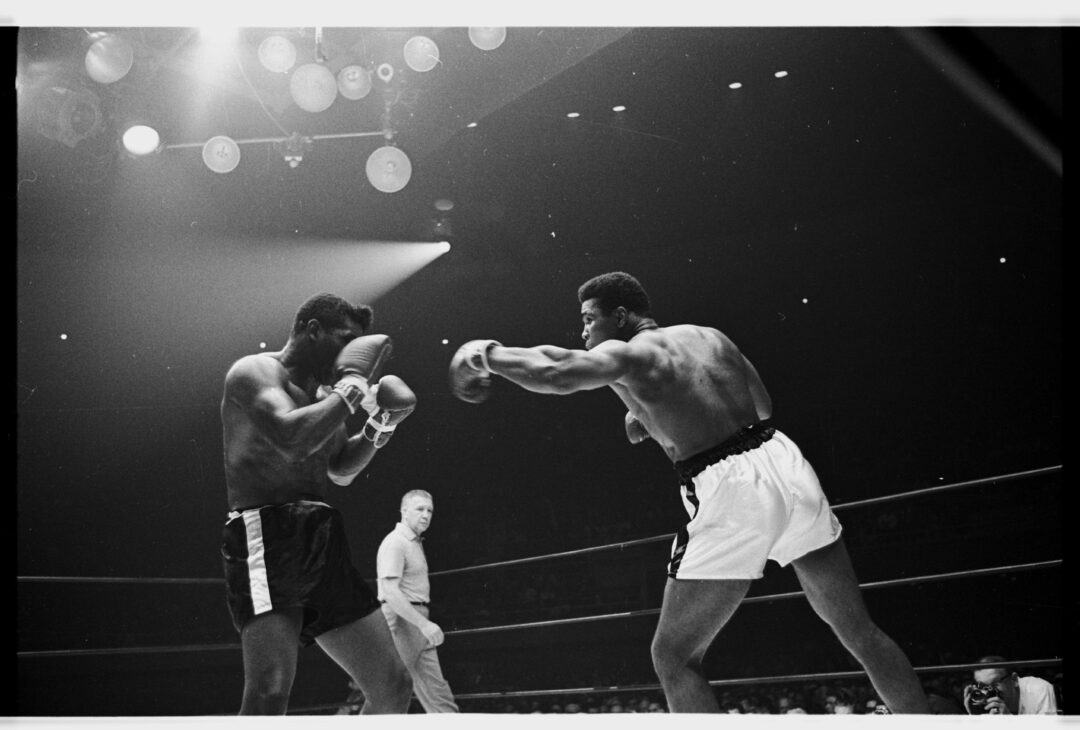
[
  {"xmin": 317, "ymin": 610, "xmax": 413, "ymax": 714},
  {"xmin": 239, "ymin": 608, "xmax": 304, "ymax": 714},
  {"xmin": 650, "ymin": 577, "xmax": 751, "ymax": 712},
  {"xmin": 793, "ymin": 539, "xmax": 929, "ymax": 713}
]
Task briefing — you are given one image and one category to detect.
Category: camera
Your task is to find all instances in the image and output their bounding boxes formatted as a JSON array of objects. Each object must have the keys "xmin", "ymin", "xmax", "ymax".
[{"xmin": 969, "ymin": 684, "xmax": 1000, "ymax": 714}]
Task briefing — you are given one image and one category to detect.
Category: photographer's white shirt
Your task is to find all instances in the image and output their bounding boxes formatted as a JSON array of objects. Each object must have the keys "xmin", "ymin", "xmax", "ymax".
[{"xmin": 1019, "ymin": 676, "xmax": 1058, "ymax": 714}]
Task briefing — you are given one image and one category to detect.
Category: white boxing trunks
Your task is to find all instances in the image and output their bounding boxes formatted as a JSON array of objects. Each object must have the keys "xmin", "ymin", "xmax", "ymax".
[{"xmin": 668, "ymin": 422, "xmax": 842, "ymax": 580}]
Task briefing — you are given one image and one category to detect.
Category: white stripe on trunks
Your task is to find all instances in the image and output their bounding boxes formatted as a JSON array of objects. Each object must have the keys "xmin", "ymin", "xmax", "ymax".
[{"xmin": 242, "ymin": 510, "xmax": 272, "ymax": 615}]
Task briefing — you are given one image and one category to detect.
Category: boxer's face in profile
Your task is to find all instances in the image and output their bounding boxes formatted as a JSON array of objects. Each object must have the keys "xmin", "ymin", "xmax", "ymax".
[{"xmin": 580, "ymin": 298, "xmax": 619, "ymax": 350}]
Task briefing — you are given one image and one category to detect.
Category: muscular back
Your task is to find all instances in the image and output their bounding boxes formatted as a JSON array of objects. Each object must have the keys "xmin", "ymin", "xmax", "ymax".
[
  {"xmin": 613, "ymin": 325, "xmax": 771, "ymax": 462},
  {"xmin": 221, "ymin": 354, "xmax": 341, "ymax": 510}
]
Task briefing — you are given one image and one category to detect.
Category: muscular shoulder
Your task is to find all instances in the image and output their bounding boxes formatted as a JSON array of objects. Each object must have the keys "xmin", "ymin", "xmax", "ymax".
[{"xmin": 225, "ymin": 353, "xmax": 285, "ymax": 389}]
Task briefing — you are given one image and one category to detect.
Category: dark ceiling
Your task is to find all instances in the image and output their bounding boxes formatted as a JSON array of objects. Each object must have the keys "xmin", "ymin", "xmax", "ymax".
[{"xmin": 15, "ymin": 26, "xmax": 1063, "ymax": 582}]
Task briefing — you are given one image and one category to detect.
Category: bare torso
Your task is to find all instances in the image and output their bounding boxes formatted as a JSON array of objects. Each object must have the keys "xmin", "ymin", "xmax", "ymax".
[
  {"xmin": 221, "ymin": 354, "xmax": 340, "ymax": 511},
  {"xmin": 610, "ymin": 325, "xmax": 770, "ymax": 463}
]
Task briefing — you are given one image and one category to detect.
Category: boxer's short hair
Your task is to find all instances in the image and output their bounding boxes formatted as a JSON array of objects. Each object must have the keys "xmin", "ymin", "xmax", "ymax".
[
  {"xmin": 578, "ymin": 272, "xmax": 652, "ymax": 317},
  {"xmin": 294, "ymin": 292, "xmax": 373, "ymax": 335}
]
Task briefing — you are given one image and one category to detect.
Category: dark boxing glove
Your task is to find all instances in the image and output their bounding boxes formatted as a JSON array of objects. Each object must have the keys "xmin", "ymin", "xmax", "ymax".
[
  {"xmin": 361, "ymin": 375, "xmax": 416, "ymax": 448},
  {"xmin": 625, "ymin": 412, "xmax": 651, "ymax": 444},
  {"xmin": 448, "ymin": 339, "xmax": 501, "ymax": 403},
  {"xmin": 332, "ymin": 334, "xmax": 393, "ymax": 414}
]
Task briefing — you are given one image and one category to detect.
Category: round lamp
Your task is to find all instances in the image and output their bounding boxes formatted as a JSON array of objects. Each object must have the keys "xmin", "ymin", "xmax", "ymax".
[
  {"xmin": 85, "ymin": 34, "xmax": 134, "ymax": 84},
  {"xmin": 468, "ymin": 27, "xmax": 507, "ymax": 51},
  {"xmin": 403, "ymin": 36, "xmax": 439, "ymax": 73},
  {"xmin": 258, "ymin": 35, "xmax": 297, "ymax": 74},
  {"xmin": 290, "ymin": 63, "xmax": 337, "ymax": 113},
  {"xmin": 202, "ymin": 135, "xmax": 240, "ymax": 173},
  {"xmin": 337, "ymin": 65, "xmax": 372, "ymax": 100},
  {"xmin": 366, "ymin": 146, "xmax": 412, "ymax": 193},
  {"xmin": 122, "ymin": 125, "xmax": 160, "ymax": 156}
]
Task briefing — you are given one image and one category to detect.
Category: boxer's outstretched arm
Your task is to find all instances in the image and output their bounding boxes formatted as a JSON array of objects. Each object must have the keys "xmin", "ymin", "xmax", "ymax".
[
  {"xmin": 225, "ymin": 355, "xmax": 350, "ymax": 461},
  {"xmin": 486, "ymin": 341, "xmax": 638, "ymax": 395}
]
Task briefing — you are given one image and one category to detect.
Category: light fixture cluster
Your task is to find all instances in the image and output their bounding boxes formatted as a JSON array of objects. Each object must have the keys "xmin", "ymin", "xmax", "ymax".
[{"xmin": 86, "ymin": 27, "xmax": 509, "ymax": 193}]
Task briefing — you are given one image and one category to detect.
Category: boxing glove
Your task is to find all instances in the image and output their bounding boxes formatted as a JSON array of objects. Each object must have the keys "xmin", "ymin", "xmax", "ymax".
[
  {"xmin": 332, "ymin": 334, "xmax": 393, "ymax": 414},
  {"xmin": 448, "ymin": 339, "xmax": 501, "ymax": 403},
  {"xmin": 625, "ymin": 412, "xmax": 651, "ymax": 444},
  {"xmin": 361, "ymin": 375, "xmax": 417, "ymax": 448}
]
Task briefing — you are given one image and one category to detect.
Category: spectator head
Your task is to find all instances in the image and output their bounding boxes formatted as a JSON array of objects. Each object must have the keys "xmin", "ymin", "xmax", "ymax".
[{"xmin": 973, "ymin": 655, "xmax": 1021, "ymax": 710}]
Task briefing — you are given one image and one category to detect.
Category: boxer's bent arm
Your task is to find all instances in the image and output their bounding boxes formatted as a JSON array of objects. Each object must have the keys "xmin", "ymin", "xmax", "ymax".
[
  {"xmin": 226, "ymin": 357, "xmax": 350, "ymax": 461},
  {"xmin": 486, "ymin": 341, "xmax": 637, "ymax": 394},
  {"xmin": 378, "ymin": 577, "xmax": 431, "ymax": 630},
  {"xmin": 327, "ymin": 430, "xmax": 379, "ymax": 485}
]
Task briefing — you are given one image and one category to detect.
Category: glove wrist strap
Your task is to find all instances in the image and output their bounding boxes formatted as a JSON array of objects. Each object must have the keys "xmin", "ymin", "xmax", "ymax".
[
  {"xmin": 362, "ymin": 416, "xmax": 396, "ymax": 449},
  {"xmin": 477, "ymin": 340, "xmax": 501, "ymax": 373},
  {"xmin": 332, "ymin": 375, "xmax": 370, "ymax": 414}
]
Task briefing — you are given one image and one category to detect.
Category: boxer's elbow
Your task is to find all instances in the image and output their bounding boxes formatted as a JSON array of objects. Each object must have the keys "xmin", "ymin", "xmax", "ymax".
[{"xmin": 327, "ymin": 468, "xmax": 358, "ymax": 486}]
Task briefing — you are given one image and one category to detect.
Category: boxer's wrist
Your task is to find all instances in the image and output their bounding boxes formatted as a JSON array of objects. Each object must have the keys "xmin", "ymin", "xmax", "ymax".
[
  {"xmin": 472, "ymin": 340, "xmax": 500, "ymax": 373},
  {"xmin": 332, "ymin": 375, "xmax": 370, "ymax": 414}
]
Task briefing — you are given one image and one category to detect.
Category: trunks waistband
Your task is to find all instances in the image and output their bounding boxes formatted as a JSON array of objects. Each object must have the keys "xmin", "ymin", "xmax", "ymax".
[
  {"xmin": 226, "ymin": 499, "xmax": 331, "ymax": 522},
  {"xmin": 381, "ymin": 600, "xmax": 430, "ymax": 607},
  {"xmin": 674, "ymin": 421, "xmax": 776, "ymax": 482}
]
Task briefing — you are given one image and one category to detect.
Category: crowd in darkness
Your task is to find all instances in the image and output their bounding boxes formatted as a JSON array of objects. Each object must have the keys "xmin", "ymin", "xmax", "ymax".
[{"xmin": 337, "ymin": 668, "xmax": 1063, "ymax": 715}]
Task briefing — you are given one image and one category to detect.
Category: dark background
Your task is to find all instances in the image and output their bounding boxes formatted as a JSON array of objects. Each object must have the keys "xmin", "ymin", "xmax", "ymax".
[{"xmin": 15, "ymin": 24, "xmax": 1065, "ymax": 715}]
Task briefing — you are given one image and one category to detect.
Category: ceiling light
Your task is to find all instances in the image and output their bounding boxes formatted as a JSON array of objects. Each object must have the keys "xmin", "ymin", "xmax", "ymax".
[
  {"xmin": 290, "ymin": 63, "xmax": 337, "ymax": 113},
  {"xmin": 122, "ymin": 125, "xmax": 161, "ymax": 156},
  {"xmin": 566, "ymin": 112, "xmax": 580, "ymax": 118},
  {"xmin": 612, "ymin": 105, "xmax": 626, "ymax": 112},
  {"xmin": 258, "ymin": 35, "xmax": 297, "ymax": 74},
  {"xmin": 337, "ymin": 65, "xmax": 372, "ymax": 100},
  {"xmin": 366, "ymin": 146, "xmax": 412, "ymax": 193},
  {"xmin": 468, "ymin": 27, "xmax": 507, "ymax": 51},
  {"xmin": 202, "ymin": 135, "xmax": 241, "ymax": 174},
  {"xmin": 729, "ymin": 82, "xmax": 742, "ymax": 89},
  {"xmin": 36, "ymin": 85, "xmax": 104, "ymax": 148},
  {"xmin": 84, "ymin": 34, "xmax": 133, "ymax": 84},
  {"xmin": 775, "ymin": 70, "xmax": 789, "ymax": 78},
  {"xmin": 404, "ymin": 36, "xmax": 440, "ymax": 73}
]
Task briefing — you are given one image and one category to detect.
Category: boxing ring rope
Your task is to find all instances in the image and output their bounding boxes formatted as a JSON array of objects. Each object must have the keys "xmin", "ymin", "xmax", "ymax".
[
  {"xmin": 16, "ymin": 464, "xmax": 1061, "ymax": 661},
  {"xmin": 428, "ymin": 464, "xmax": 1061, "ymax": 577},
  {"xmin": 14, "ymin": 558, "xmax": 1061, "ymax": 660},
  {"xmin": 16, "ymin": 464, "xmax": 1058, "ymax": 589},
  {"xmin": 17, "ymin": 461, "xmax": 1063, "ymax": 713},
  {"xmin": 442, "ymin": 558, "xmax": 1062, "ymax": 638}
]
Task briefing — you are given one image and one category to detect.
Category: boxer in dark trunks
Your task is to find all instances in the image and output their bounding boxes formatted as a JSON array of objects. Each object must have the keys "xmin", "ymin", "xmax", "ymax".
[
  {"xmin": 220, "ymin": 292, "xmax": 416, "ymax": 714},
  {"xmin": 449, "ymin": 272, "xmax": 929, "ymax": 714}
]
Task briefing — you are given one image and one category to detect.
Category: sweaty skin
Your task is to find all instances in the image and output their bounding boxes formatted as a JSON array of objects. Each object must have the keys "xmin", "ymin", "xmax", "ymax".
[
  {"xmin": 221, "ymin": 318, "xmax": 374, "ymax": 511},
  {"xmin": 484, "ymin": 299, "xmax": 773, "ymax": 462}
]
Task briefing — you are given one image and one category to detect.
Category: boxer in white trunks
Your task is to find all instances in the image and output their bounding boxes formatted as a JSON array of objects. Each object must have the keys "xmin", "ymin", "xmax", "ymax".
[{"xmin": 449, "ymin": 271, "xmax": 929, "ymax": 714}]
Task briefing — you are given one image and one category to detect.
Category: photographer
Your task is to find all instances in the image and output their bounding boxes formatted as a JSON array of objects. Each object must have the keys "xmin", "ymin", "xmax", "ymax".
[{"xmin": 964, "ymin": 656, "xmax": 1058, "ymax": 715}]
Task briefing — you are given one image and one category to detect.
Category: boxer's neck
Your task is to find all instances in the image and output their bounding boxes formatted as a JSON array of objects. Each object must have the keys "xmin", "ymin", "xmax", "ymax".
[{"xmin": 631, "ymin": 318, "xmax": 659, "ymax": 335}]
